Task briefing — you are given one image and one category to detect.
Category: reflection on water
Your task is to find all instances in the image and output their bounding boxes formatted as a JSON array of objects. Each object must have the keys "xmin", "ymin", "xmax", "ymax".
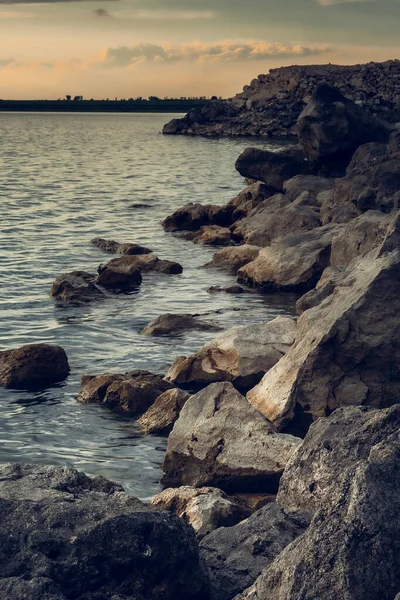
[{"xmin": 0, "ymin": 112, "xmax": 296, "ymax": 498}]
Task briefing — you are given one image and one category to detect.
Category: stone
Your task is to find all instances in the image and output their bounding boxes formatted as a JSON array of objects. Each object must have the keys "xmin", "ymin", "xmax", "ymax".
[
  {"xmin": 162, "ymin": 382, "xmax": 301, "ymax": 493},
  {"xmin": 227, "ymin": 182, "xmax": 276, "ymax": 220},
  {"xmin": 162, "ymin": 203, "xmax": 232, "ymax": 232},
  {"xmin": 50, "ymin": 271, "xmax": 104, "ymax": 303},
  {"xmin": 95, "ymin": 263, "xmax": 142, "ymax": 291},
  {"xmin": 0, "ymin": 463, "xmax": 210, "ymax": 600},
  {"xmin": 0, "ymin": 344, "xmax": 70, "ymax": 390},
  {"xmin": 283, "ymin": 174, "xmax": 335, "ymax": 205},
  {"xmin": 165, "ymin": 317, "xmax": 297, "ymax": 390},
  {"xmin": 141, "ymin": 314, "xmax": 221, "ymax": 336},
  {"xmin": 200, "ymin": 503, "xmax": 310, "ymax": 600},
  {"xmin": 91, "ymin": 237, "xmax": 153, "ymax": 255},
  {"xmin": 98, "ymin": 254, "xmax": 183, "ymax": 278},
  {"xmin": 237, "ymin": 225, "xmax": 340, "ymax": 292},
  {"xmin": 77, "ymin": 370, "xmax": 174, "ymax": 415},
  {"xmin": 235, "ymin": 148, "xmax": 308, "ymax": 192},
  {"xmin": 138, "ymin": 388, "xmax": 190, "ymax": 434},
  {"xmin": 246, "ymin": 248, "xmax": 400, "ymax": 432},
  {"xmin": 297, "ymin": 84, "xmax": 390, "ymax": 173},
  {"xmin": 295, "ymin": 266, "xmax": 346, "ymax": 315},
  {"xmin": 150, "ymin": 486, "xmax": 250, "ymax": 540},
  {"xmin": 203, "ymin": 245, "xmax": 260, "ymax": 274},
  {"xmin": 193, "ymin": 225, "xmax": 232, "ymax": 246},
  {"xmin": 207, "ymin": 285, "xmax": 246, "ymax": 294}
]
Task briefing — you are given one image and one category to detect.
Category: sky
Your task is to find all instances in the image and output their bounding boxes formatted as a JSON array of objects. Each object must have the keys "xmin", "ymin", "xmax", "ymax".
[{"xmin": 0, "ymin": 0, "xmax": 399, "ymax": 99}]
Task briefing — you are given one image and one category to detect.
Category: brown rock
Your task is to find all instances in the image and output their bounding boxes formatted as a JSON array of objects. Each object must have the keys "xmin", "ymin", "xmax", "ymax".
[
  {"xmin": 203, "ymin": 245, "xmax": 260, "ymax": 273},
  {"xmin": 50, "ymin": 271, "xmax": 104, "ymax": 303},
  {"xmin": 0, "ymin": 344, "xmax": 70, "ymax": 390},
  {"xmin": 296, "ymin": 266, "xmax": 346, "ymax": 315},
  {"xmin": 235, "ymin": 148, "xmax": 308, "ymax": 191},
  {"xmin": 91, "ymin": 237, "xmax": 152, "ymax": 255},
  {"xmin": 207, "ymin": 286, "xmax": 245, "ymax": 294},
  {"xmin": 97, "ymin": 255, "xmax": 183, "ymax": 288},
  {"xmin": 141, "ymin": 314, "xmax": 221, "ymax": 336},
  {"xmin": 138, "ymin": 388, "xmax": 190, "ymax": 434},
  {"xmin": 193, "ymin": 225, "xmax": 232, "ymax": 246},
  {"xmin": 162, "ymin": 202, "xmax": 232, "ymax": 232},
  {"xmin": 227, "ymin": 182, "xmax": 276, "ymax": 220}
]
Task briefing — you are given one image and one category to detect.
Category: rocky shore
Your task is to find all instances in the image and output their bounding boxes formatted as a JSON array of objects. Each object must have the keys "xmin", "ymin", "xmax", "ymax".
[{"xmin": 0, "ymin": 81, "xmax": 400, "ymax": 599}]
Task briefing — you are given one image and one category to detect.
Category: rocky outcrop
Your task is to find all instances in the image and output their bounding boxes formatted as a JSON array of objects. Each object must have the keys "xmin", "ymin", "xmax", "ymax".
[
  {"xmin": 165, "ymin": 317, "xmax": 297, "ymax": 390},
  {"xmin": 162, "ymin": 382, "xmax": 301, "ymax": 492},
  {"xmin": 138, "ymin": 388, "xmax": 190, "ymax": 434},
  {"xmin": 227, "ymin": 181, "xmax": 275, "ymax": 221},
  {"xmin": 295, "ymin": 265, "xmax": 346, "ymax": 315},
  {"xmin": 200, "ymin": 503, "xmax": 310, "ymax": 600},
  {"xmin": 91, "ymin": 237, "xmax": 152, "ymax": 255},
  {"xmin": 0, "ymin": 463, "xmax": 210, "ymax": 600},
  {"xmin": 0, "ymin": 344, "xmax": 69, "ymax": 390},
  {"xmin": 141, "ymin": 313, "xmax": 221, "ymax": 336},
  {"xmin": 163, "ymin": 60, "xmax": 400, "ymax": 139},
  {"xmin": 236, "ymin": 406, "xmax": 400, "ymax": 600},
  {"xmin": 98, "ymin": 254, "xmax": 183, "ymax": 279},
  {"xmin": 235, "ymin": 148, "xmax": 308, "ymax": 191},
  {"xmin": 77, "ymin": 370, "xmax": 174, "ymax": 415},
  {"xmin": 203, "ymin": 245, "xmax": 260, "ymax": 273},
  {"xmin": 283, "ymin": 174, "xmax": 335, "ymax": 206},
  {"xmin": 162, "ymin": 202, "xmax": 232, "ymax": 231},
  {"xmin": 50, "ymin": 271, "xmax": 105, "ymax": 303},
  {"xmin": 150, "ymin": 486, "xmax": 250, "ymax": 540}
]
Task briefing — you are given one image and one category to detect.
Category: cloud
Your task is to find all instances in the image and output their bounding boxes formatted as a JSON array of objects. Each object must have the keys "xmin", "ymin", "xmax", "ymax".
[
  {"xmin": 132, "ymin": 10, "xmax": 218, "ymax": 20},
  {"xmin": 102, "ymin": 41, "xmax": 331, "ymax": 68}
]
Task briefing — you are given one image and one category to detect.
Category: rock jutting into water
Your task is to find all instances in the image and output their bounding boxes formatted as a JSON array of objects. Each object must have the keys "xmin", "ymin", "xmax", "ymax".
[
  {"xmin": 50, "ymin": 271, "xmax": 106, "ymax": 303},
  {"xmin": 140, "ymin": 313, "xmax": 222, "ymax": 336},
  {"xmin": 0, "ymin": 344, "xmax": 70, "ymax": 390},
  {"xmin": 91, "ymin": 237, "xmax": 153, "ymax": 255},
  {"xmin": 138, "ymin": 388, "xmax": 190, "ymax": 435}
]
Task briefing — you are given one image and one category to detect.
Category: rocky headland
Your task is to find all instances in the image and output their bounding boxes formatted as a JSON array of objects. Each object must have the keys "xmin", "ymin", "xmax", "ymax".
[{"xmin": 0, "ymin": 77, "xmax": 400, "ymax": 600}]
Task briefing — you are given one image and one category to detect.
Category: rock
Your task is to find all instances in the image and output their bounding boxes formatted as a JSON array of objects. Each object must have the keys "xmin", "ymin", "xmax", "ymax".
[
  {"xmin": 0, "ymin": 344, "xmax": 70, "ymax": 390},
  {"xmin": 141, "ymin": 314, "xmax": 221, "ymax": 336},
  {"xmin": 77, "ymin": 370, "xmax": 174, "ymax": 415},
  {"xmin": 95, "ymin": 262, "xmax": 142, "ymax": 291},
  {"xmin": 150, "ymin": 486, "xmax": 250, "ymax": 540},
  {"xmin": 203, "ymin": 245, "xmax": 260, "ymax": 273},
  {"xmin": 231, "ymin": 194, "xmax": 320, "ymax": 247},
  {"xmin": 235, "ymin": 148, "xmax": 308, "ymax": 192},
  {"xmin": 162, "ymin": 382, "xmax": 301, "ymax": 493},
  {"xmin": 297, "ymin": 84, "xmax": 390, "ymax": 173},
  {"xmin": 165, "ymin": 317, "xmax": 297, "ymax": 390},
  {"xmin": 91, "ymin": 237, "xmax": 153, "ymax": 255},
  {"xmin": 246, "ymin": 247, "xmax": 400, "ymax": 432},
  {"xmin": 50, "ymin": 271, "xmax": 104, "ymax": 303},
  {"xmin": 236, "ymin": 406, "xmax": 400, "ymax": 600},
  {"xmin": 0, "ymin": 463, "xmax": 210, "ymax": 600},
  {"xmin": 138, "ymin": 388, "xmax": 190, "ymax": 434},
  {"xmin": 237, "ymin": 225, "xmax": 340, "ymax": 292},
  {"xmin": 200, "ymin": 503, "xmax": 310, "ymax": 600},
  {"xmin": 193, "ymin": 225, "xmax": 232, "ymax": 246},
  {"xmin": 295, "ymin": 266, "xmax": 346, "ymax": 315},
  {"xmin": 283, "ymin": 174, "xmax": 335, "ymax": 205},
  {"xmin": 227, "ymin": 182, "xmax": 276, "ymax": 220},
  {"xmin": 97, "ymin": 255, "xmax": 183, "ymax": 289},
  {"xmin": 163, "ymin": 203, "xmax": 232, "ymax": 232},
  {"xmin": 207, "ymin": 286, "xmax": 246, "ymax": 294}
]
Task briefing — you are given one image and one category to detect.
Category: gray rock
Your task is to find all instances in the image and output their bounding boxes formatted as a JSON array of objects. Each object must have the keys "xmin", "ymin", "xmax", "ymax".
[
  {"xmin": 141, "ymin": 313, "xmax": 221, "ymax": 336},
  {"xmin": 138, "ymin": 388, "xmax": 190, "ymax": 434},
  {"xmin": 0, "ymin": 344, "xmax": 69, "ymax": 390},
  {"xmin": 235, "ymin": 148, "xmax": 308, "ymax": 191},
  {"xmin": 295, "ymin": 265, "xmax": 346, "ymax": 315},
  {"xmin": 283, "ymin": 174, "xmax": 335, "ymax": 205},
  {"xmin": 50, "ymin": 271, "xmax": 104, "ymax": 303},
  {"xmin": 228, "ymin": 182, "xmax": 276, "ymax": 220}
]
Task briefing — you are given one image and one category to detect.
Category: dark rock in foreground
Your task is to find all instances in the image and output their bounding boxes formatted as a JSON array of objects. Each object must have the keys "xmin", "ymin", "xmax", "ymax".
[
  {"xmin": 141, "ymin": 313, "xmax": 222, "ymax": 336},
  {"xmin": 0, "ymin": 344, "xmax": 69, "ymax": 390},
  {"xmin": 51, "ymin": 271, "xmax": 105, "ymax": 303},
  {"xmin": 0, "ymin": 463, "xmax": 210, "ymax": 600},
  {"xmin": 91, "ymin": 237, "xmax": 153, "ymax": 255}
]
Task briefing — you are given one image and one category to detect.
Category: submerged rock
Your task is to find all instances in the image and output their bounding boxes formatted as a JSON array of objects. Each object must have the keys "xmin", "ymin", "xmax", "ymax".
[
  {"xmin": 141, "ymin": 314, "xmax": 221, "ymax": 336},
  {"xmin": 77, "ymin": 370, "xmax": 174, "ymax": 415},
  {"xmin": 50, "ymin": 271, "xmax": 104, "ymax": 303},
  {"xmin": 207, "ymin": 285, "xmax": 246, "ymax": 294},
  {"xmin": 162, "ymin": 382, "xmax": 301, "ymax": 493},
  {"xmin": 0, "ymin": 344, "xmax": 69, "ymax": 390},
  {"xmin": 150, "ymin": 486, "xmax": 250, "ymax": 540},
  {"xmin": 138, "ymin": 388, "xmax": 190, "ymax": 434},
  {"xmin": 235, "ymin": 148, "xmax": 308, "ymax": 191},
  {"xmin": 91, "ymin": 237, "xmax": 153, "ymax": 255},
  {"xmin": 0, "ymin": 463, "xmax": 210, "ymax": 600}
]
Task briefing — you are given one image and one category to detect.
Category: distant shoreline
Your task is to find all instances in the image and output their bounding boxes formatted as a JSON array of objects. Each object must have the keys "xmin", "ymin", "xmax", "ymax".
[{"xmin": 0, "ymin": 99, "xmax": 211, "ymax": 113}]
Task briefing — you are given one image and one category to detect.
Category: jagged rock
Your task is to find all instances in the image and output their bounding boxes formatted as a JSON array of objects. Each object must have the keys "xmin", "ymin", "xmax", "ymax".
[
  {"xmin": 235, "ymin": 148, "xmax": 308, "ymax": 192},
  {"xmin": 50, "ymin": 271, "xmax": 104, "ymax": 303},
  {"xmin": 203, "ymin": 245, "xmax": 260, "ymax": 273},
  {"xmin": 283, "ymin": 174, "xmax": 335, "ymax": 205},
  {"xmin": 227, "ymin": 182, "xmax": 276, "ymax": 220},
  {"xmin": 207, "ymin": 286, "xmax": 246, "ymax": 294},
  {"xmin": 236, "ymin": 406, "xmax": 400, "ymax": 600},
  {"xmin": 97, "ymin": 255, "xmax": 182, "ymax": 290},
  {"xmin": 200, "ymin": 503, "xmax": 310, "ymax": 600},
  {"xmin": 0, "ymin": 344, "xmax": 70, "ymax": 390},
  {"xmin": 162, "ymin": 203, "xmax": 232, "ymax": 232},
  {"xmin": 296, "ymin": 266, "xmax": 346, "ymax": 315},
  {"xmin": 138, "ymin": 388, "xmax": 190, "ymax": 434},
  {"xmin": 141, "ymin": 314, "xmax": 221, "ymax": 336},
  {"xmin": 297, "ymin": 84, "xmax": 390, "ymax": 173},
  {"xmin": 231, "ymin": 194, "xmax": 320, "ymax": 247},
  {"xmin": 0, "ymin": 463, "xmax": 210, "ymax": 600},
  {"xmin": 165, "ymin": 317, "xmax": 297, "ymax": 390},
  {"xmin": 193, "ymin": 225, "xmax": 232, "ymax": 246},
  {"xmin": 237, "ymin": 225, "xmax": 340, "ymax": 292},
  {"xmin": 90, "ymin": 237, "xmax": 153, "ymax": 255},
  {"xmin": 77, "ymin": 370, "xmax": 174, "ymax": 415},
  {"xmin": 150, "ymin": 486, "xmax": 250, "ymax": 540},
  {"xmin": 162, "ymin": 382, "xmax": 301, "ymax": 492},
  {"xmin": 246, "ymin": 247, "xmax": 400, "ymax": 432}
]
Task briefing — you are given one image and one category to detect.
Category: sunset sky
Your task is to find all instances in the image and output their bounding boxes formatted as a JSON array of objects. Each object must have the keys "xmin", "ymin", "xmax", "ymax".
[{"xmin": 0, "ymin": 0, "xmax": 399, "ymax": 99}]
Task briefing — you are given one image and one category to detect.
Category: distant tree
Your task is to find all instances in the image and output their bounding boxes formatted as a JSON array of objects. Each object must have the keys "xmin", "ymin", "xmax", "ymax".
[
  {"xmin": 149, "ymin": 96, "xmax": 160, "ymax": 101},
  {"xmin": 73, "ymin": 95, "xmax": 83, "ymax": 101},
  {"xmin": 211, "ymin": 95, "xmax": 218, "ymax": 100},
  {"xmin": 65, "ymin": 95, "xmax": 71, "ymax": 101}
]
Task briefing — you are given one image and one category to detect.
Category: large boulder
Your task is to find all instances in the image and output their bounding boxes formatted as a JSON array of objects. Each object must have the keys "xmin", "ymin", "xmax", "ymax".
[
  {"xmin": 283, "ymin": 174, "xmax": 335, "ymax": 206},
  {"xmin": 237, "ymin": 225, "xmax": 340, "ymax": 292},
  {"xmin": 165, "ymin": 317, "xmax": 297, "ymax": 391},
  {"xmin": 91, "ymin": 237, "xmax": 152, "ymax": 255},
  {"xmin": 235, "ymin": 148, "xmax": 308, "ymax": 192},
  {"xmin": 162, "ymin": 382, "xmax": 301, "ymax": 493},
  {"xmin": 150, "ymin": 486, "xmax": 250, "ymax": 540},
  {"xmin": 298, "ymin": 84, "xmax": 390, "ymax": 173},
  {"xmin": 50, "ymin": 271, "xmax": 104, "ymax": 303},
  {"xmin": 236, "ymin": 406, "xmax": 400, "ymax": 600},
  {"xmin": 200, "ymin": 503, "xmax": 310, "ymax": 600},
  {"xmin": 77, "ymin": 370, "xmax": 174, "ymax": 415},
  {"xmin": 295, "ymin": 265, "xmax": 346, "ymax": 315},
  {"xmin": 247, "ymin": 246, "xmax": 400, "ymax": 432},
  {"xmin": 0, "ymin": 463, "xmax": 210, "ymax": 600},
  {"xmin": 203, "ymin": 245, "xmax": 260, "ymax": 274},
  {"xmin": 162, "ymin": 203, "xmax": 232, "ymax": 231},
  {"xmin": 227, "ymin": 181, "xmax": 276, "ymax": 220},
  {"xmin": 141, "ymin": 314, "xmax": 221, "ymax": 336},
  {"xmin": 0, "ymin": 344, "xmax": 69, "ymax": 390},
  {"xmin": 138, "ymin": 388, "xmax": 190, "ymax": 435}
]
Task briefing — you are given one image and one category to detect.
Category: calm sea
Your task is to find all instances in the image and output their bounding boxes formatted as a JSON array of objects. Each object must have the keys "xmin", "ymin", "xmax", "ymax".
[{"xmin": 0, "ymin": 112, "xmax": 296, "ymax": 498}]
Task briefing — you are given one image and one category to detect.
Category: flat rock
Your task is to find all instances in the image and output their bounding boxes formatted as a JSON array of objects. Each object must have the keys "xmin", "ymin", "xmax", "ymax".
[
  {"xmin": 77, "ymin": 370, "xmax": 174, "ymax": 415},
  {"xmin": 235, "ymin": 148, "xmax": 308, "ymax": 191},
  {"xmin": 203, "ymin": 245, "xmax": 261, "ymax": 274},
  {"xmin": 163, "ymin": 203, "xmax": 232, "ymax": 232},
  {"xmin": 165, "ymin": 317, "xmax": 297, "ymax": 390},
  {"xmin": 200, "ymin": 503, "xmax": 310, "ymax": 600},
  {"xmin": 50, "ymin": 271, "xmax": 104, "ymax": 303},
  {"xmin": 141, "ymin": 313, "xmax": 221, "ymax": 336},
  {"xmin": 91, "ymin": 237, "xmax": 153, "ymax": 255},
  {"xmin": 193, "ymin": 225, "xmax": 232, "ymax": 246},
  {"xmin": 150, "ymin": 486, "xmax": 250, "ymax": 540},
  {"xmin": 0, "ymin": 344, "xmax": 69, "ymax": 390},
  {"xmin": 0, "ymin": 463, "xmax": 209, "ymax": 600},
  {"xmin": 138, "ymin": 388, "xmax": 190, "ymax": 434},
  {"xmin": 98, "ymin": 254, "xmax": 183, "ymax": 278},
  {"xmin": 162, "ymin": 382, "xmax": 301, "ymax": 493}
]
